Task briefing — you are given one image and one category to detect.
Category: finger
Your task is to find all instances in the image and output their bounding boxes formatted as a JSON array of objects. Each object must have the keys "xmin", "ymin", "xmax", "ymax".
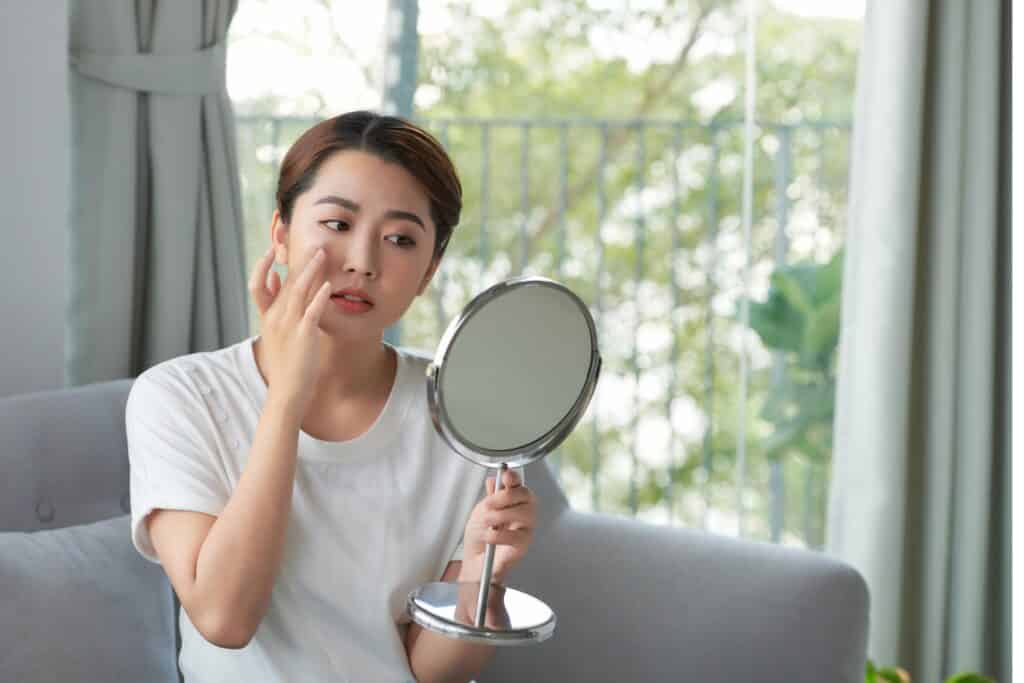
[
  {"xmin": 484, "ymin": 508, "xmax": 535, "ymax": 530},
  {"xmin": 291, "ymin": 248, "xmax": 327, "ymax": 317},
  {"xmin": 248, "ymin": 246, "xmax": 278, "ymax": 316},
  {"xmin": 286, "ymin": 248, "xmax": 326, "ymax": 319},
  {"xmin": 267, "ymin": 268, "xmax": 281, "ymax": 299},
  {"xmin": 262, "ymin": 266, "xmax": 284, "ymax": 318},
  {"xmin": 493, "ymin": 501, "xmax": 536, "ymax": 528},
  {"xmin": 482, "ymin": 528, "xmax": 530, "ymax": 546},
  {"xmin": 486, "ymin": 469, "xmax": 521, "ymax": 495},
  {"xmin": 302, "ymin": 280, "xmax": 334, "ymax": 328},
  {"xmin": 488, "ymin": 485, "xmax": 534, "ymax": 510}
]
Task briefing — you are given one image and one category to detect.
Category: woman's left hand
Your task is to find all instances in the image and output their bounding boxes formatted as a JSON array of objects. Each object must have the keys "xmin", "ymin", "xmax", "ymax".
[{"xmin": 458, "ymin": 470, "xmax": 537, "ymax": 585}]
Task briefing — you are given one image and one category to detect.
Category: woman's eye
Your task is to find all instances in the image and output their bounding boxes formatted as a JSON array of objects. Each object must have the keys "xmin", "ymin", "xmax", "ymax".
[
  {"xmin": 386, "ymin": 234, "xmax": 416, "ymax": 248},
  {"xmin": 321, "ymin": 220, "xmax": 349, "ymax": 232}
]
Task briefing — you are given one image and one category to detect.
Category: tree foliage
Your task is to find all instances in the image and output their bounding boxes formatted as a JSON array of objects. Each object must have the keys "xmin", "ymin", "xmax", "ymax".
[{"xmin": 230, "ymin": 0, "xmax": 862, "ymax": 547}]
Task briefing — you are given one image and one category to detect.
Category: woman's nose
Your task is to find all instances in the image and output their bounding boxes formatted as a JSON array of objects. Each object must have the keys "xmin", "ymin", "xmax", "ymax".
[{"xmin": 343, "ymin": 234, "xmax": 378, "ymax": 278}]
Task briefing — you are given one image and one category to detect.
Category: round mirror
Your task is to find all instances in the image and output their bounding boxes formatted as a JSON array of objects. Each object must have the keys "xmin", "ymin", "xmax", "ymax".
[
  {"xmin": 426, "ymin": 277, "xmax": 601, "ymax": 468},
  {"xmin": 410, "ymin": 276, "xmax": 602, "ymax": 648}
]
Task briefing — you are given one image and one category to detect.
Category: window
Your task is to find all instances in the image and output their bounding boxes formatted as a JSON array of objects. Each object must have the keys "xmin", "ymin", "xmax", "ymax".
[{"xmin": 228, "ymin": 0, "xmax": 864, "ymax": 548}]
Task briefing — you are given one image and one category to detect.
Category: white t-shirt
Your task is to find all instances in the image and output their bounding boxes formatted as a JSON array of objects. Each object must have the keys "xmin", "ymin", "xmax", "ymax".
[{"xmin": 126, "ymin": 336, "xmax": 490, "ymax": 682}]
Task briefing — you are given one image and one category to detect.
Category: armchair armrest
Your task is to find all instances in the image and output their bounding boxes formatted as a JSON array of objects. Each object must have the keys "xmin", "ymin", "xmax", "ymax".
[{"xmin": 482, "ymin": 508, "xmax": 868, "ymax": 683}]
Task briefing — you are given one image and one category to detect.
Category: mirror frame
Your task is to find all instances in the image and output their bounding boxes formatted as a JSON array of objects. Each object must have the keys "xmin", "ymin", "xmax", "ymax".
[{"xmin": 425, "ymin": 276, "xmax": 602, "ymax": 469}]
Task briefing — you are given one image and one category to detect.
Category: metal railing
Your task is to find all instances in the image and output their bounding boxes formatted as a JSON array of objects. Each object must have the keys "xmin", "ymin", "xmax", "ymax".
[{"xmin": 235, "ymin": 115, "xmax": 852, "ymax": 549}]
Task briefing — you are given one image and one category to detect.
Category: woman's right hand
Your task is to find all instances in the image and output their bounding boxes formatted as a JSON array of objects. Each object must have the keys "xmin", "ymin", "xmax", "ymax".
[{"xmin": 249, "ymin": 245, "xmax": 334, "ymax": 417}]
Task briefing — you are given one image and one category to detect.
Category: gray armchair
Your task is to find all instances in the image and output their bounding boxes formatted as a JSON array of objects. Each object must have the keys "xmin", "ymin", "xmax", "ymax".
[{"xmin": 0, "ymin": 379, "xmax": 869, "ymax": 682}]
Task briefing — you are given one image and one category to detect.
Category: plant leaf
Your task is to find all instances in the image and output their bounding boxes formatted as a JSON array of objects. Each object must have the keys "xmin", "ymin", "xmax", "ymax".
[
  {"xmin": 801, "ymin": 291, "xmax": 841, "ymax": 368},
  {"xmin": 747, "ymin": 292, "xmax": 804, "ymax": 353},
  {"xmin": 876, "ymin": 667, "xmax": 910, "ymax": 683},
  {"xmin": 812, "ymin": 248, "xmax": 845, "ymax": 303},
  {"xmin": 793, "ymin": 382, "xmax": 835, "ymax": 421},
  {"xmin": 774, "ymin": 268, "xmax": 815, "ymax": 315},
  {"xmin": 945, "ymin": 674, "xmax": 996, "ymax": 683}
]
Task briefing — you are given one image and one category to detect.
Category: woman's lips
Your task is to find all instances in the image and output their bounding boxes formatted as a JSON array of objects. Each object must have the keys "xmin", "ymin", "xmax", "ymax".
[{"xmin": 330, "ymin": 294, "xmax": 373, "ymax": 313}]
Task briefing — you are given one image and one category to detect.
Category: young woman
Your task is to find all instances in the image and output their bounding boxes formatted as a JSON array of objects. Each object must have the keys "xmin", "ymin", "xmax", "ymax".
[{"xmin": 126, "ymin": 111, "xmax": 537, "ymax": 682}]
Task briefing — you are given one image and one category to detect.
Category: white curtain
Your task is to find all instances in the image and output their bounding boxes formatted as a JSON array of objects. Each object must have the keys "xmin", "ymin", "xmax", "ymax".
[
  {"xmin": 67, "ymin": 0, "xmax": 249, "ymax": 384},
  {"xmin": 826, "ymin": 1, "xmax": 1010, "ymax": 681}
]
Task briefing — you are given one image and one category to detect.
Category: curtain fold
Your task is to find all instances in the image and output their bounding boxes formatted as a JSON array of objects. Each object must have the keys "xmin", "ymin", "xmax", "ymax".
[
  {"xmin": 67, "ymin": 0, "xmax": 247, "ymax": 384},
  {"xmin": 826, "ymin": 2, "xmax": 1010, "ymax": 682}
]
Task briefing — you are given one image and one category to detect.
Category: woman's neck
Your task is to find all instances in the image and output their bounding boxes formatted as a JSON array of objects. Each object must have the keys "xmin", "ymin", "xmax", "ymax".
[
  {"xmin": 312, "ymin": 332, "xmax": 396, "ymax": 404},
  {"xmin": 252, "ymin": 332, "xmax": 396, "ymax": 407}
]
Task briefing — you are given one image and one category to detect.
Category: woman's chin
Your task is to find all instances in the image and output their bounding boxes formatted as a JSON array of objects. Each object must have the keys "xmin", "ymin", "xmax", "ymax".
[{"xmin": 316, "ymin": 314, "xmax": 389, "ymax": 342}]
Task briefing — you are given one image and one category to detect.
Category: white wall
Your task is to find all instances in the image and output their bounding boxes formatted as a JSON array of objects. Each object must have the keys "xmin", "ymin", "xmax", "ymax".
[{"xmin": 0, "ymin": 1, "xmax": 70, "ymax": 397}]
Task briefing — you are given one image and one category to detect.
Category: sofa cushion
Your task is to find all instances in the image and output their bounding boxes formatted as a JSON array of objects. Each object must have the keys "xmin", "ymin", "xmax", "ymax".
[{"xmin": 0, "ymin": 514, "xmax": 178, "ymax": 683}]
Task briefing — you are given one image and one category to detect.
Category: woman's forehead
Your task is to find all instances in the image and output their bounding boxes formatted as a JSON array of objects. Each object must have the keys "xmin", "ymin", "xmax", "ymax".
[{"xmin": 307, "ymin": 149, "xmax": 431, "ymax": 211}]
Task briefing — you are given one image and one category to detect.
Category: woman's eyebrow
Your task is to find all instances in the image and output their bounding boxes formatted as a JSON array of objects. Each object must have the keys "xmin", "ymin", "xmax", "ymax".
[{"xmin": 313, "ymin": 195, "xmax": 426, "ymax": 232}]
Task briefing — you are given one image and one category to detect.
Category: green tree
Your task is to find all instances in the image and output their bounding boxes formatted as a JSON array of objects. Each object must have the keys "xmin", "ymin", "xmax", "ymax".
[
  {"xmin": 409, "ymin": 0, "xmax": 860, "ymax": 544},
  {"xmin": 230, "ymin": 0, "xmax": 862, "ymax": 546}
]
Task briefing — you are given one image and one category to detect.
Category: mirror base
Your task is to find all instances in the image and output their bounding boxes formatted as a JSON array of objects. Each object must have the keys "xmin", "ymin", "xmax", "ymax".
[{"xmin": 406, "ymin": 581, "xmax": 555, "ymax": 646}]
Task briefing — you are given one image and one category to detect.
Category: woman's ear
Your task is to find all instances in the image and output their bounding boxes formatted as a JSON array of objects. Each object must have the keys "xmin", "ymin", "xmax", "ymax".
[{"xmin": 270, "ymin": 210, "xmax": 289, "ymax": 266}]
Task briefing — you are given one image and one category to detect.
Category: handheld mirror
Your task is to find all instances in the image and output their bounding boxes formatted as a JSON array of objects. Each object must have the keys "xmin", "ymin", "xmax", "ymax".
[{"xmin": 406, "ymin": 276, "xmax": 601, "ymax": 646}]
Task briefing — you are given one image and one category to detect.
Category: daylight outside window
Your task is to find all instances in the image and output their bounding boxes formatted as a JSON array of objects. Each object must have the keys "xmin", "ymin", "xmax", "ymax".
[{"xmin": 227, "ymin": 0, "xmax": 864, "ymax": 550}]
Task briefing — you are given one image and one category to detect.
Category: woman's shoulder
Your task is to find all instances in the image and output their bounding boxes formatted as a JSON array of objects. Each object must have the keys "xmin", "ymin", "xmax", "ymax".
[
  {"xmin": 393, "ymin": 344, "xmax": 433, "ymax": 379},
  {"xmin": 129, "ymin": 338, "xmax": 254, "ymax": 409},
  {"xmin": 394, "ymin": 344, "xmax": 432, "ymax": 363}
]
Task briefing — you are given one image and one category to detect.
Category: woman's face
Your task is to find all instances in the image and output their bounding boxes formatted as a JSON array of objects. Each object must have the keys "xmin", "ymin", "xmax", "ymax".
[{"xmin": 271, "ymin": 149, "xmax": 440, "ymax": 341}]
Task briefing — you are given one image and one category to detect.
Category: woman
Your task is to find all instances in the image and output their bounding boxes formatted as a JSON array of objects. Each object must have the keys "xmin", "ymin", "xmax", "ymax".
[{"xmin": 126, "ymin": 111, "xmax": 537, "ymax": 682}]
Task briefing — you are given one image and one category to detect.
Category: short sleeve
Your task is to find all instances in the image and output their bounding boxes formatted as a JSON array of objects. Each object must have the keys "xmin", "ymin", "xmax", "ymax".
[
  {"xmin": 126, "ymin": 369, "xmax": 230, "ymax": 564},
  {"xmin": 448, "ymin": 537, "xmax": 464, "ymax": 563}
]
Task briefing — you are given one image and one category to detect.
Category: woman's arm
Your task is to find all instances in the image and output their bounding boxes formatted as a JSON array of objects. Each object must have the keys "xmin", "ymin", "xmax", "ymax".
[
  {"xmin": 148, "ymin": 243, "xmax": 334, "ymax": 648},
  {"xmin": 405, "ymin": 561, "xmax": 497, "ymax": 683},
  {"xmin": 148, "ymin": 390, "xmax": 304, "ymax": 648}
]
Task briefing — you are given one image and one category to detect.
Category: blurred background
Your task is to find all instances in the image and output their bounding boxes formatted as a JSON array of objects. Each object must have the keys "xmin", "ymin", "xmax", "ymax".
[
  {"xmin": 1, "ymin": 2, "xmax": 1012, "ymax": 679},
  {"xmin": 229, "ymin": 0, "xmax": 863, "ymax": 549}
]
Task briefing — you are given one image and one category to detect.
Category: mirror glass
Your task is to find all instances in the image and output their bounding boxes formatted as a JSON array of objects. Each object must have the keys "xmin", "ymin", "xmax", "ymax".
[{"xmin": 437, "ymin": 281, "xmax": 594, "ymax": 456}]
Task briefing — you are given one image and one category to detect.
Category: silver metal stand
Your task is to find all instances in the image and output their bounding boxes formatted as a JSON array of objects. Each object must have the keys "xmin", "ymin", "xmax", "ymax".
[{"xmin": 474, "ymin": 463, "xmax": 508, "ymax": 626}]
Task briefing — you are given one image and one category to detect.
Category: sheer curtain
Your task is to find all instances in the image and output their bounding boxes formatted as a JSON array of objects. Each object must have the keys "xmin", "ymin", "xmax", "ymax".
[
  {"xmin": 67, "ymin": 0, "xmax": 249, "ymax": 384},
  {"xmin": 826, "ymin": 2, "xmax": 1010, "ymax": 681}
]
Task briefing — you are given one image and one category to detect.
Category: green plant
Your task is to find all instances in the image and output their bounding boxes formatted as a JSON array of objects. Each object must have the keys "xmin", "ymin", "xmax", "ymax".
[
  {"xmin": 865, "ymin": 659, "xmax": 997, "ymax": 683},
  {"xmin": 746, "ymin": 248, "xmax": 843, "ymax": 464}
]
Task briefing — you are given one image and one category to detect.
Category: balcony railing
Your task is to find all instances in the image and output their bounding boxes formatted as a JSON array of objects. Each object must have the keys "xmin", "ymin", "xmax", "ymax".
[{"xmin": 235, "ymin": 115, "xmax": 852, "ymax": 550}]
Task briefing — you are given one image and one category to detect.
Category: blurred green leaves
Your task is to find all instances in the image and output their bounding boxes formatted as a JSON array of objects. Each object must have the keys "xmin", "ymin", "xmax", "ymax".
[
  {"xmin": 230, "ymin": 0, "xmax": 863, "ymax": 542},
  {"xmin": 748, "ymin": 248, "xmax": 842, "ymax": 370},
  {"xmin": 746, "ymin": 248, "xmax": 843, "ymax": 463},
  {"xmin": 865, "ymin": 660, "xmax": 997, "ymax": 683}
]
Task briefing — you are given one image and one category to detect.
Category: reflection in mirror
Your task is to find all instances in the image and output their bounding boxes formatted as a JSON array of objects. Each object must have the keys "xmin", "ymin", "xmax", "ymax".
[{"xmin": 454, "ymin": 582, "xmax": 510, "ymax": 630}]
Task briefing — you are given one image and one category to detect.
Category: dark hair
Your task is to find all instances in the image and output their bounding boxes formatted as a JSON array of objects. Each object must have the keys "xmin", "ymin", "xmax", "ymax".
[{"xmin": 276, "ymin": 110, "xmax": 462, "ymax": 259}]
